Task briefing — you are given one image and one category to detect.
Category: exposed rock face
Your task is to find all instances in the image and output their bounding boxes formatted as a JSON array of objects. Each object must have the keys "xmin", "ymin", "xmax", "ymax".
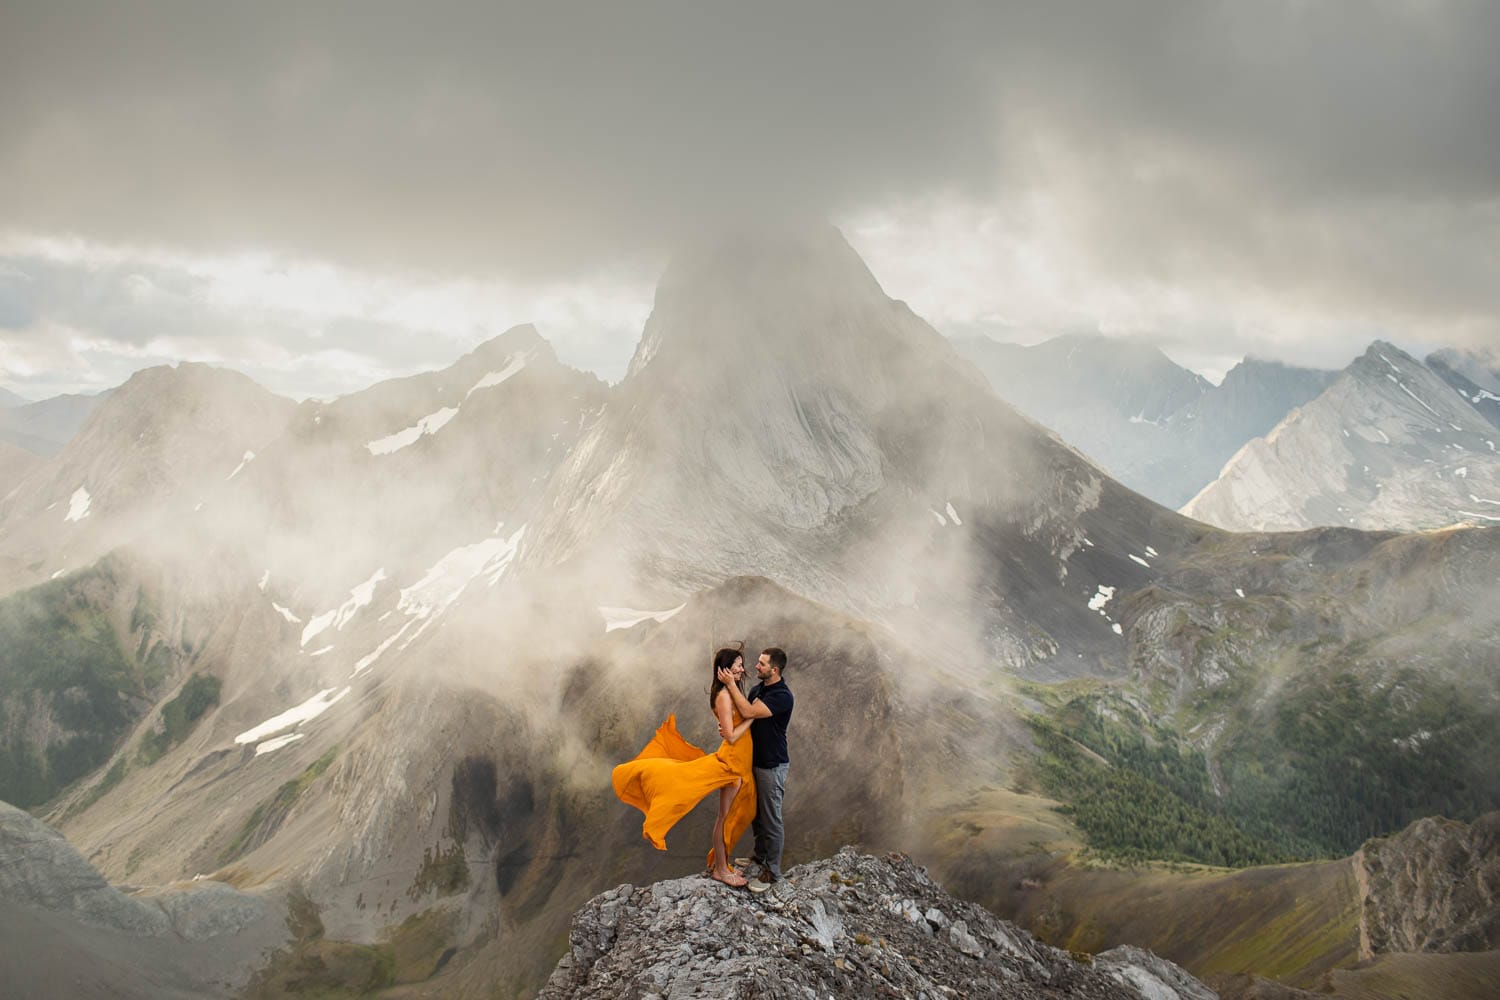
[
  {"xmin": 1354, "ymin": 811, "xmax": 1500, "ymax": 957},
  {"xmin": 1, "ymin": 798, "xmax": 172, "ymax": 936},
  {"xmin": 1183, "ymin": 342, "xmax": 1500, "ymax": 532},
  {"xmin": 539, "ymin": 847, "xmax": 1215, "ymax": 999}
]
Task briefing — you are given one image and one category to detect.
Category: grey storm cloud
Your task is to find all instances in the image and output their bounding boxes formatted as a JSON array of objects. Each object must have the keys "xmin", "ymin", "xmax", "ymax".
[{"xmin": 1, "ymin": 0, "xmax": 1498, "ymax": 379}]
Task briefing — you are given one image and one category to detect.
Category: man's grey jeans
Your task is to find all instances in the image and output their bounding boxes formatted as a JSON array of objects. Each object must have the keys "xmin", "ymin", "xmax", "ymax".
[{"xmin": 751, "ymin": 763, "xmax": 788, "ymax": 878}]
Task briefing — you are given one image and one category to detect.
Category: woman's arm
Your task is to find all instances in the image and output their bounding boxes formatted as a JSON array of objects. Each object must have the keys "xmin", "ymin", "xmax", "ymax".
[
  {"xmin": 727, "ymin": 717, "xmax": 754, "ymax": 744},
  {"xmin": 717, "ymin": 668, "xmax": 772, "ymax": 719}
]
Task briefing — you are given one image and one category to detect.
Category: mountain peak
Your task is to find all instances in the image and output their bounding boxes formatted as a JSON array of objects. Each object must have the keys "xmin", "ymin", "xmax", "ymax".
[
  {"xmin": 1352, "ymin": 340, "xmax": 1420, "ymax": 373},
  {"xmin": 626, "ymin": 224, "xmax": 902, "ymax": 380},
  {"xmin": 656, "ymin": 222, "xmax": 878, "ymax": 297},
  {"xmin": 467, "ymin": 323, "xmax": 552, "ymax": 364},
  {"xmin": 111, "ymin": 361, "xmax": 286, "ymax": 407}
]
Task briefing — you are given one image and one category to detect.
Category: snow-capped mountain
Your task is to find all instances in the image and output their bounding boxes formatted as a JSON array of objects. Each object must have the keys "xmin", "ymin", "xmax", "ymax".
[
  {"xmin": 0, "ymin": 388, "xmax": 111, "ymax": 456},
  {"xmin": 1183, "ymin": 342, "xmax": 1500, "ymax": 531},
  {"xmin": 0, "ymin": 386, "xmax": 27, "ymax": 408},
  {"xmin": 952, "ymin": 334, "xmax": 1333, "ymax": 507},
  {"xmin": 0, "ymin": 365, "xmax": 294, "ymax": 594}
]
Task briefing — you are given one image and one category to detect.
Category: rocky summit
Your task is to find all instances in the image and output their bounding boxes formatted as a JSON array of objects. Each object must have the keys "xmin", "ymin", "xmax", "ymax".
[{"xmin": 539, "ymin": 847, "xmax": 1215, "ymax": 1000}]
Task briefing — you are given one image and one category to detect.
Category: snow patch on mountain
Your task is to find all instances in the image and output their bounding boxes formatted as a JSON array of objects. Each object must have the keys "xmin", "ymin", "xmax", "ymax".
[
  {"xmin": 301, "ymin": 569, "xmax": 387, "ymax": 646},
  {"xmin": 227, "ymin": 451, "xmax": 256, "ymax": 481},
  {"xmin": 599, "ymin": 604, "xmax": 686, "ymax": 633},
  {"xmin": 1088, "ymin": 585, "xmax": 1116, "ymax": 613},
  {"xmin": 397, "ymin": 527, "xmax": 525, "ymax": 621},
  {"xmin": 234, "ymin": 686, "xmax": 351, "ymax": 745},
  {"xmin": 254, "ymin": 732, "xmax": 305, "ymax": 756},
  {"xmin": 352, "ymin": 621, "xmax": 414, "ymax": 676},
  {"xmin": 367, "ymin": 407, "xmax": 459, "ymax": 456},
  {"xmin": 65, "ymin": 487, "xmax": 91, "ymax": 522},
  {"xmin": 465, "ymin": 353, "xmax": 530, "ymax": 398}
]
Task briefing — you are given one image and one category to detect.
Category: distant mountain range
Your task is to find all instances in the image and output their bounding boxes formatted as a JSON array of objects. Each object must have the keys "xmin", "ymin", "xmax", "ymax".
[
  {"xmin": 955, "ymin": 331, "xmax": 1500, "ymax": 533},
  {"xmin": 0, "ymin": 388, "xmax": 111, "ymax": 456},
  {"xmin": 951, "ymin": 333, "xmax": 1334, "ymax": 508},
  {"xmin": 1186, "ymin": 342, "xmax": 1500, "ymax": 532}
]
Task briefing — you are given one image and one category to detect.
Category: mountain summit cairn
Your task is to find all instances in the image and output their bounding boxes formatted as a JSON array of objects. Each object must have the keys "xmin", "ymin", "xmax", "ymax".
[{"xmin": 539, "ymin": 846, "xmax": 1214, "ymax": 999}]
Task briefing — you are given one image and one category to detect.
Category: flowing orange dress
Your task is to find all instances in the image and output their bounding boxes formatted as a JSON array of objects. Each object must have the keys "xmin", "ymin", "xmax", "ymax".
[{"xmin": 612, "ymin": 708, "xmax": 756, "ymax": 868}]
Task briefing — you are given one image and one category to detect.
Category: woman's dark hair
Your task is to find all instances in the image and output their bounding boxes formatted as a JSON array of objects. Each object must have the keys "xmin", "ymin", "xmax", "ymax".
[{"xmin": 708, "ymin": 645, "xmax": 744, "ymax": 711}]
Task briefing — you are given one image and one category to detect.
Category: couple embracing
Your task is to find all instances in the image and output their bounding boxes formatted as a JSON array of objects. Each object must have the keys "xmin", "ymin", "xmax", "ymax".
[{"xmin": 612, "ymin": 646, "xmax": 794, "ymax": 891}]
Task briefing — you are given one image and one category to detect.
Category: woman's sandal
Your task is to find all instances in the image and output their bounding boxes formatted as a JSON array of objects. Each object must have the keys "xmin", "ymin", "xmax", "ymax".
[{"xmin": 710, "ymin": 868, "xmax": 749, "ymax": 888}]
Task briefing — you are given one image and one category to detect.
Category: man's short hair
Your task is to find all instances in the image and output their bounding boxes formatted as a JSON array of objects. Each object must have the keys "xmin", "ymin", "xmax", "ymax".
[{"xmin": 763, "ymin": 647, "xmax": 787, "ymax": 673}]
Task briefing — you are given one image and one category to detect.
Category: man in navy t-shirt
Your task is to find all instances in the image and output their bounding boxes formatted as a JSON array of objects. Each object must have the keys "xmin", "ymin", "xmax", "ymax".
[{"xmin": 717, "ymin": 646, "xmax": 793, "ymax": 892}]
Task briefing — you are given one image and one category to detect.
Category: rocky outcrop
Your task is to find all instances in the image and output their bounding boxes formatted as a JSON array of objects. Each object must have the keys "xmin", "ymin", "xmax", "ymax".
[
  {"xmin": 0, "ymin": 798, "xmax": 279, "ymax": 939},
  {"xmin": 0, "ymin": 799, "xmax": 174, "ymax": 936},
  {"xmin": 0, "ymin": 799, "xmax": 287, "ymax": 998},
  {"xmin": 1354, "ymin": 811, "xmax": 1500, "ymax": 957},
  {"xmin": 539, "ymin": 847, "xmax": 1216, "ymax": 999}
]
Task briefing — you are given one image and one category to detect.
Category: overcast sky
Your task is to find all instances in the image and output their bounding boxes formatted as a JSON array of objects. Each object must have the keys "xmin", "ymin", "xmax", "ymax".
[{"xmin": 2, "ymin": 1, "xmax": 1498, "ymax": 399}]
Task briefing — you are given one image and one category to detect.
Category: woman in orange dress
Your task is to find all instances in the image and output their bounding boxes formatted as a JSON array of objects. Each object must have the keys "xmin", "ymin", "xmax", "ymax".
[{"xmin": 612, "ymin": 647, "xmax": 757, "ymax": 887}]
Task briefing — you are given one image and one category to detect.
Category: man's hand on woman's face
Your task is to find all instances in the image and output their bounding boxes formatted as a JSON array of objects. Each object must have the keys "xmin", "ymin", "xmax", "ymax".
[{"xmin": 716, "ymin": 668, "xmax": 735, "ymax": 685}]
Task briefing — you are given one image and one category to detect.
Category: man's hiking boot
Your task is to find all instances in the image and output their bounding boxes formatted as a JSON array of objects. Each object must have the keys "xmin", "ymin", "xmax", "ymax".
[{"xmin": 747, "ymin": 870, "xmax": 777, "ymax": 894}]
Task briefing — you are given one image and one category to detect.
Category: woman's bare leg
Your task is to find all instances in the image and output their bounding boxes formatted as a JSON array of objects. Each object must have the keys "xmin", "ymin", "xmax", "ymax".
[{"xmin": 711, "ymin": 781, "xmax": 745, "ymax": 885}]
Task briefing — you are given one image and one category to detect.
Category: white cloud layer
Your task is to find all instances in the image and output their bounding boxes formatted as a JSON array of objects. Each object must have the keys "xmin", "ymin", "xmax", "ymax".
[{"xmin": 1, "ymin": 1, "xmax": 1497, "ymax": 395}]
